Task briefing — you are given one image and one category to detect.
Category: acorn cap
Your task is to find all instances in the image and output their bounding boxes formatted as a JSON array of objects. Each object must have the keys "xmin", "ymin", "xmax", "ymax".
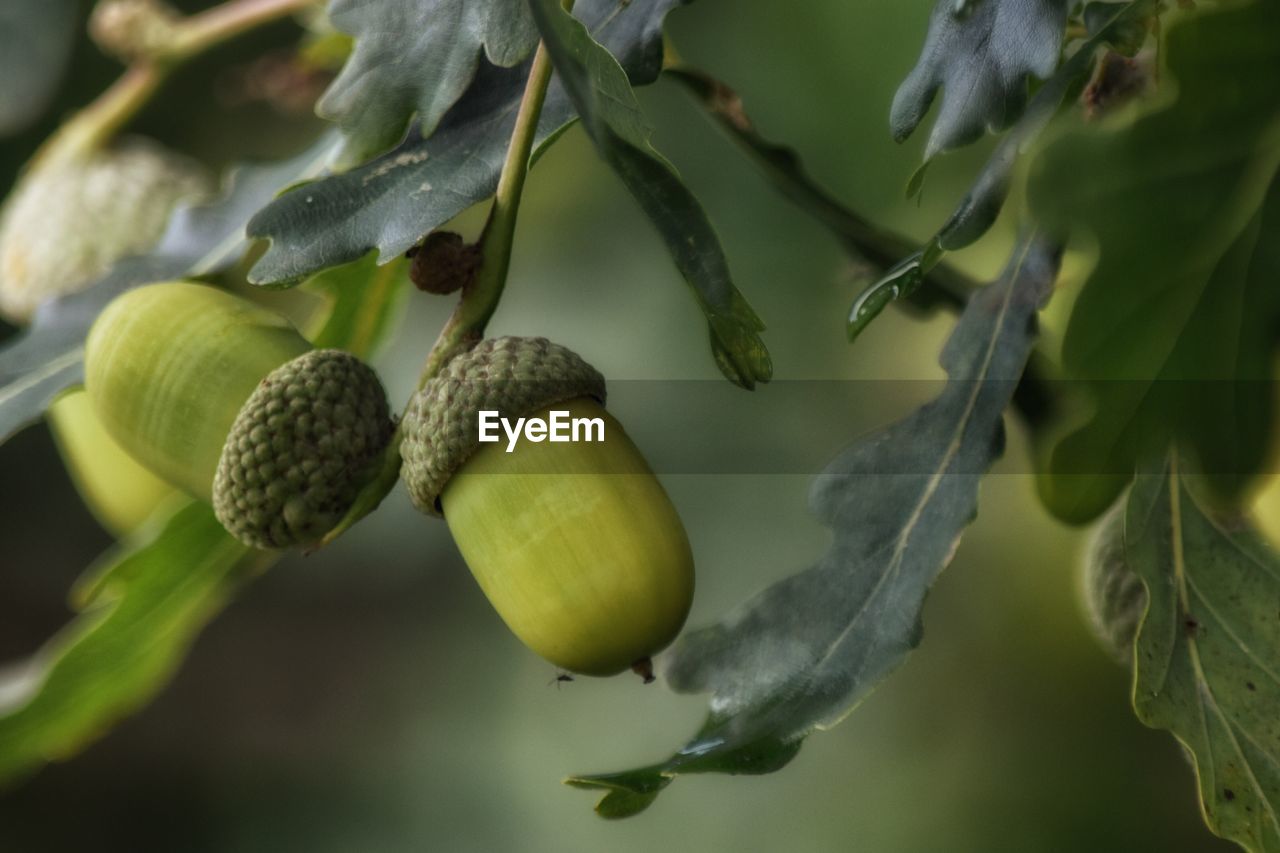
[
  {"xmin": 1081, "ymin": 502, "xmax": 1148, "ymax": 665},
  {"xmin": 401, "ymin": 336, "xmax": 606, "ymax": 517},
  {"xmin": 213, "ymin": 349, "xmax": 394, "ymax": 549},
  {"xmin": 0, "ymin": 138, "xmax": 212, "ymax": 323}
]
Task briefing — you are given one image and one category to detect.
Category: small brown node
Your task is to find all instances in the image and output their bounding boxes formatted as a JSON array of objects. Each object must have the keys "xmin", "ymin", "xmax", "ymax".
[{"xmin": 409, "ymin": 231, "xmax": 481, "ymax": 294}]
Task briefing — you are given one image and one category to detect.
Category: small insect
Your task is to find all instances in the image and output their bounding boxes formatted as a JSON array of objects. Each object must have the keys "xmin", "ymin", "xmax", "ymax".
[{"xmin": 549, "ymin": 671, "xmax": 575, "ymax": 688}]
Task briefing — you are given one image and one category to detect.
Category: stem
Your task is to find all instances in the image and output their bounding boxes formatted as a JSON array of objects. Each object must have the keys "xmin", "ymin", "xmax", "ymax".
[
  {"xmin": 414, "ymin": 37, "xmax": 559, "ymax": 387},
  {"xmin": 665, "ymin": 65, "xmax": 982, "ymax": 311},
  {"xmin": 319, "ymin": 24, "xmax": 564, "ymax": 548},
  {"xmin": 38, "ymin": 65, "xmax": 167, "ymax": 164},
  {"xmin": 165, "ymin": 0, "xmax": 316, "ymax": 58},
  {"xmin": 38, "ymin": 0, "xmax": 313, "ymax": 164}
]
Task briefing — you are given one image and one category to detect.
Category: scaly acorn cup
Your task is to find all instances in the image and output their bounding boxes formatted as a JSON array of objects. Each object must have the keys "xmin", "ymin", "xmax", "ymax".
[
  {"xmin": 1080, "ymin": 501, "xmax": 1148, "ymax": 665},
  {"xmin": 84, "ymin": 282, "xmax": 395, "ymax": 549},
  {"xmin": 0, "ymin": 137, "xmax": 211, "ymax": 322},
  {"xmin": 401, "ymin": 337, "xmax": 695, "ymax": 677}
]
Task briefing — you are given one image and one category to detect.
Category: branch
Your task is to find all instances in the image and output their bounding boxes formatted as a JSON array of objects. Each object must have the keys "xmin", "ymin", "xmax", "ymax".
[
  {"xmin": 665, "ymin": 65, "xmax": 980, "ymax": 313},
  {"xmin": 666, "ymin": 64, "xmax": 1059, "ymax": 429},
  {"xmin": 40, "ymin": 0, "xmax": 314, "ymax": 164}
]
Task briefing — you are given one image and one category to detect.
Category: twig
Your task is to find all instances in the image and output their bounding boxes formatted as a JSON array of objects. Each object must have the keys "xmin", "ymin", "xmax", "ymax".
[{"xmin": 319, "ymin": 20, "xmax": 566, "ymax": 547}]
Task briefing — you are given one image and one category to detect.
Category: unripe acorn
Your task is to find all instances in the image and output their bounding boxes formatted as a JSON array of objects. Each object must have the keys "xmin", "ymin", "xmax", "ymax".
[
  {"xmin": 1080, "ymin": 502, "xmax": 1147, "ymax": 664},
  {"xmin": 47, "ymin": 390, "xmax": 177, "ymax": 536},
  {"xmin": 0, "ymin": 137, "xmax": 211, "ymax": 322},
  {"xmin": 401, "ymin": 337, "xmax": 695, "ymax": 677},
  {"xmin": 85, "ymin": 282, "xmax": 395, "ymax": 549}
]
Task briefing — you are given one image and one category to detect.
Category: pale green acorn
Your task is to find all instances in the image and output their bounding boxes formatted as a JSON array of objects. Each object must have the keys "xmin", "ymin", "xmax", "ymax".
[
  {"xmin": 1080, "ymin": 502, "xmax": 1148, "ymax": 664},
  {"xmin": 85, "ymin": 282, "xmax": 395, "ymax": 549},
  {"xmin": 401, "ymin": 337, "xmax": 695, "ymax": 677},
  {"xmin": 0, "ymin": 137, "xmax": 212, "ymax": 322},
  {"xmin": 47, "ymin": 389, "xmax": 177, "ymax": 536}
]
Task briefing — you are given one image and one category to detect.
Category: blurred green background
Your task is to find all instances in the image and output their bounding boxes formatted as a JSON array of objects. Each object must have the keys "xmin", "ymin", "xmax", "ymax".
[{"xmin": 0, "ymin": 1, "xmax": 1235, "ymax": 850}]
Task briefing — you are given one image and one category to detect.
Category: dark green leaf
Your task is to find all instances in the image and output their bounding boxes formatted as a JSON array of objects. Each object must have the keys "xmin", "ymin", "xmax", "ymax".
[
  {"xmin": 1126, "ymin": 457, "xmax": 1280, "ymax": 851},
  {"xmin": 318, "ymin": 0, "xmax": 539, "ymax": 165},
  {"xmin": 1032, "ymin": 0, "xmax": 1280, "ymax": 523},
  {"xmin": 0, "ymin": 136, "xmax": 340, "ymax": 445},
  {"xmin": 0, "ymin": 0, "xmax": 76, "ymax": 137},
  {"xmin": 572, "ymin": 233, "xmax": 1061, "ymax": 817},
  {"xmin": 0, "ymin": 501, "xmax": 254, "ymax": 784},
  {"xmin": 246, "ymin": 0, "xmax": 678, "ymax": 286},
  {"xmin": 891, "ymin": 0, "xmax": 1068, "ymax": 159},
  {"xmin": 528, "ymin": 0, "xmax": 769, "ymax": 388},
  {"xmin": 850, "ymin": 0, "xmax": 1151, "ymax": 341}
]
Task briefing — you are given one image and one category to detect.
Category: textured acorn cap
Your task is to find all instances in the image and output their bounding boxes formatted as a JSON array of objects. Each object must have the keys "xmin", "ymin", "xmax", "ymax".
[
  {"xmin": 1081, "ymin": 502, "xmax": 1148, "ymax": 665},
  {"xmin": 214, "ymin": 349, "xmax": 394, "ymax": 549},
  {"xmin": 0, "ymin": 138, "xmax": 212, "ymax": 323},
  {"xmin": 401, "ymin": 336, "xmax": 606, "ymax": 517}
]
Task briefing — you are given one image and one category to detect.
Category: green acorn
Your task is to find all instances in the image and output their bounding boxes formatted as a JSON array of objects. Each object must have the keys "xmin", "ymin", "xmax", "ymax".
[
  {"xmin": 401, "ymin": 336, "xmax": 695, "ymax": 677},
  {"xmin": 1080, "ymin": 502, "xmax": 1148, "ymax": 664},
  {"xmin": 0, "ymin": 137, "xmax": 211, "ymax": 322},
  {"xmin": 47, "ymin": 389, "xmax": 177, "ymax": 536},
  {"xmin": 85, "ymin": 282, "xmax": 395, "ymax": 549}
]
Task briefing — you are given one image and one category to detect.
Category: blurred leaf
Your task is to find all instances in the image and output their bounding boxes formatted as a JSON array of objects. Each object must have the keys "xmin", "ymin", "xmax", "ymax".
[
  {"xmin": 1126, "ymin": 457, "xmax": 1280, "ymax": 851},
  {"xmin": 303, "ymin": 252, "xmax": 411, "ymax": 360},
  {"xmin": 0, "ymin": 136, "xmax": 340, "ymax": 446},
  {"xmin": 317, "ymin": 0, "xmax": 538, "ymax": 166},
  {"xmin": 246, "ymin": 0, "xmax": 679, "ymax": 286},
  {"xmin": 850, "ymin": 0, "xmax": 1150, "ymax": 341},
  {"xmin": 528, "ymin": 0, "xmax": 769, "ymax": 388},
  {"xmin": 0, "ymin": 501, "xmax": 254, "ymax": 784},
  {"xmin": 891, "ymin": 0, "xmax": 1068, "ymax": 160},
  {"xmin": 0, "ymin": 0, "xmax": 76, "ymax": 138},
  {"xmin": 571, "ymin": 233, "xmax": 1061, "ymax": 817},
  {"xmin": 1032, "ymin": 0, "xmax": 1280, "ymax": 524}
]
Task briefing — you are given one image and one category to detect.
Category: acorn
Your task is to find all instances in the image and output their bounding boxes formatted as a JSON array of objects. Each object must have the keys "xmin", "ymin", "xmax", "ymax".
[
  {"xmin": 84, "ymin": 282, "xmax": 395, "ymax": 549},
  {"xmin": 1080, "ymin": 501, "xmax": 1147, "ymax": 664},
  {"xmin": 0, "ymin": 137, "xmax": 212, "ymax": 323},
  {"xmin": 47, "ymin": 390, "xmax": 177, "ymax": 536},
  {"xmin": 400, "ymin": 337, "xmax": 695, "ymax": 677}
]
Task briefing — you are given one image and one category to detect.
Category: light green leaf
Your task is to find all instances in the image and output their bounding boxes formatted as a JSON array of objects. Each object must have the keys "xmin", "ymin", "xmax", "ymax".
[
  {"xmin": 571, "ymin": 233, "xmax": 1060, "ymax": 817},
  {"xmin": 318, "ymin": 0, "xmax": 539, "ymax": 165},
  {"xmin": 1032, "ymin": 0, "xmax": 1280, "ymax": 523},
  {"xmin": 1126, "ymin": 458, "xmax": 1280, "ymax": 851},
  {"xmin": 0, "ymin": 501, "xmax": 253, "ymax": 784},
  {"xmin": 303, "ymin": 251, "xmax": 411, "ymax": 360},
  {"xmin": 527, "ymin": 0, "xmax": 770, "ymax": 388}
]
